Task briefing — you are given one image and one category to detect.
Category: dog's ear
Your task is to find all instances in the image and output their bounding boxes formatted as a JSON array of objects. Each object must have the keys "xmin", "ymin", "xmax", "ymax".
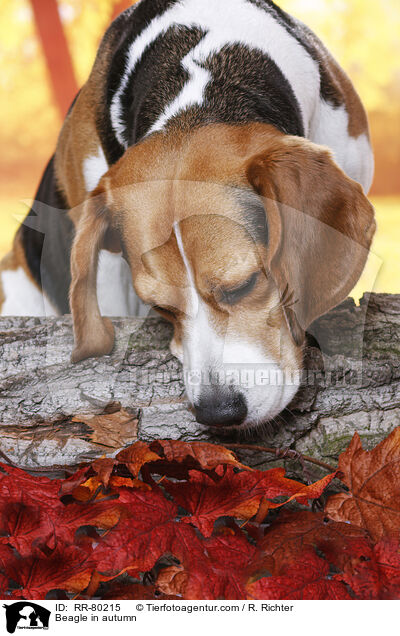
[
  {"xmin": 246, "ymin": 135, "xmax": 375, "ymax": 344},
  {"xmin": 70, "ymin": 185, "xmax": 118, "ymax": 363}
]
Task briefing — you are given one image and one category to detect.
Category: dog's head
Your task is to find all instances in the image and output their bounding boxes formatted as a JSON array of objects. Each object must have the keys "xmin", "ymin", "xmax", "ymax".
[{"xmin": 70, "ymin": 123, "xmax": 375, "ymax": 430}]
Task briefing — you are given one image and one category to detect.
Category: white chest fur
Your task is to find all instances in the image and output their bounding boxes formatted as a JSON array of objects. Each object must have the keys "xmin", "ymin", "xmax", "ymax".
[{"xmin": 96, "ymin": 250, "xmax": 149, "ymax": 317}]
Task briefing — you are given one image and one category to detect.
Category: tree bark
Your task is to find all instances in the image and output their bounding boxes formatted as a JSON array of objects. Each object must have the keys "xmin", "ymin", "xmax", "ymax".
[{"xmin": 0, "ymin": 293, "xmax": 399, "ymax": 476}]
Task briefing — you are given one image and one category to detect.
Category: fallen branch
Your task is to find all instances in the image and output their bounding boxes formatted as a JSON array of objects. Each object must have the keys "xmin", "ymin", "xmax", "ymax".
[
  {"xmin": 0, "ymin": 293, "xmax": 399, "ymax": 475},
  {"xmin": 224, "ymin": 444, "xmax": 337, "ymax": 472}
]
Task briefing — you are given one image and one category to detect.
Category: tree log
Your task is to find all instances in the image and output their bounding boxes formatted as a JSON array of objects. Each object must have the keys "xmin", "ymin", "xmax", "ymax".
[{"xmin": 0, "ymin": 293, "xmax": 399, "ymax": 477}]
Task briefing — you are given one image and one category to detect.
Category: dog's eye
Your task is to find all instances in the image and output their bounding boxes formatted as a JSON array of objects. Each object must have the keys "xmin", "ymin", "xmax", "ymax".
[{"xmin": 219, "ymin": 272, "xmax": 259, "ymax": 305}]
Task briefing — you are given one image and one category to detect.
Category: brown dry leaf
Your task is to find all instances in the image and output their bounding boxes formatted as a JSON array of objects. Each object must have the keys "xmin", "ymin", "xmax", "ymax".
[
  {"xmin": 150, "ymin": 439, "xmax": 249, "ymax": 471},
  {"xmin": 72, "ymin": 474, "xmax": 150, "ymax": 503},
  {"xmin": 91, "ymin": 458, "xmax": 116, "ymax": 487},
  {"xmin": 108, "ymin": 476, "xmax": 151, "ymax": 491},
  {"xmin": 325, "ymin": 428, "xmax": 400, "ymax": 541},
  {"xmin": 72, "ymin": 409, "xmax": 138, "ymax": 449},
  {"xmin": 116, "ymin": 441, "xmax": 161, "ymax": 477},
  {"xmin": 72, "ymin": 477, "xmax": 107, "ymax": 502},
  {"xmin": 156, "ymin": 564, "xmax": 188, "ymax": 597}
]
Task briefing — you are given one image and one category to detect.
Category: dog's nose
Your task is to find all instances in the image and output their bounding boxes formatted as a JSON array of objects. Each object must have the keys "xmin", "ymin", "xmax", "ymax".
[{"xmin": 194, "ymin": 392, "xmax": 247, "ymax": 427}]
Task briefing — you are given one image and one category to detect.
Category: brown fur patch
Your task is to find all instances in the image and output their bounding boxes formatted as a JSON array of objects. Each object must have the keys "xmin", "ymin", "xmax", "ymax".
[
  {"xmin": 246, "ymin": 131, "xmax": 375, "ymax": 334},
  {"xmin": 305, "ymin": 28, "xmax": 369, "ymax": 139},
  {"xmin": 54, "ymin": 85, "xmax": 103, "ymax": 218},
  {"xmin": 69, "ymin": 188, "xmax": 115, "ymax": 362},
  {"xmin": 53, "ymin": 17, "xmax": 124, "ymax": 219}
]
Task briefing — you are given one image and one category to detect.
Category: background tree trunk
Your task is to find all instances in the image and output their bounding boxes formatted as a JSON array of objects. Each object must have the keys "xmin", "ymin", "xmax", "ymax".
[
  {"xmin": 0, "ymin": 293, "xmax": 399, "ymax": 477},
  {"xmin": 30, "ymin": 0, "xmax": 79, "ymax": 119},
  {"xmin": 111, "ymin": 0, "xmax": 136, "ymax": 21}
]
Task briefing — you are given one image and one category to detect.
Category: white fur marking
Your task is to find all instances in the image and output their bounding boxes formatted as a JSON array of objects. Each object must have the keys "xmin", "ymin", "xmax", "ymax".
[
  {"xmin": 173, "ymin": 221, "xmax": 198, "ymax": 315},
  {"xmin": 1, "ymin": 267, "xmax": 58, "ymax": 316},
  {"xmin": 310, "ymin": 100, "xmax": 374, "ymax": 193},
  {"xmin": 221, "ymin": 339, "xmax": 300, "ymax": 424},
  {"xmin": 184, "ymin": 323, "xmax": 300, "ymax": 424},
  {"xmin": 148, "ymin": 56, "xmax": 211, "ymax": 135},
  {"xmin": 83, "ymin": 146, "xmax": 108, "ymax": 193},
  {"xmin": 172, "ymin": 223, "xmax": 300, "ymax": 424},
  {"xmin": 96, "ymin": 250, "xmax": 149, "ymax": 317},
  {"xmin": 110, "ymin": 0, "xmax": 320, "ymax": 142},
  {"xmin": 222, "ymin": 340, "xmax": 275, "ymax": 366}
]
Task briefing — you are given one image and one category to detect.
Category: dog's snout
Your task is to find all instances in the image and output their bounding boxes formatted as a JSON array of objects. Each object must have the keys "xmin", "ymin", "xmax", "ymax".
[{"xmin": 194, "ymin": 391, "xmax": 247, "ymax": 427}]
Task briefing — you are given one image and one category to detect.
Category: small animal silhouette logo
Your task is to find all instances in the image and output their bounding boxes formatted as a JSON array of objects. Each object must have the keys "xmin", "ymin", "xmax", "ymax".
[{"xmin": 3, "ymin": 602, "xmax": 50, "ymax": 633}]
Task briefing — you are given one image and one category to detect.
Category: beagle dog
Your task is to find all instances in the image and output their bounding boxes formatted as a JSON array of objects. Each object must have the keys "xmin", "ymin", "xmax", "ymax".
[{"xmin": 0, "ymin": 0, "xmax": 375, "ymax": 429}]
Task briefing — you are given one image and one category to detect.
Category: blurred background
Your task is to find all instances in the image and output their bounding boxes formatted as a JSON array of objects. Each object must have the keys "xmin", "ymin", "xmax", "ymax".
[{"xmin": 0, "ymin": 0, "xmax": 399, "ymax": 299}]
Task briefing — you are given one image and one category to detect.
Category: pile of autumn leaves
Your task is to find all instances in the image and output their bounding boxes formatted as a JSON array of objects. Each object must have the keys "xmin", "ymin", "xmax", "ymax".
[{"xmin": 1, "ymin": 428, "xmax": 400, "ymax": 600}]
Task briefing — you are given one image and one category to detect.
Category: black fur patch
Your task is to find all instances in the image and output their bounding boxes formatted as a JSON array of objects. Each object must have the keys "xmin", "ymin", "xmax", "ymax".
[
  {"xmin": 97, "ymin": 0, "xmax": 180, "ymax": 165},
  {"xmin": 19, "ymin": 156, "xmax": 74, "ymax": 314},
  {"xmin": 120, "ymin": 25, "xmax": 206, "ymax": 145},
  {"xmin": 95, "ymin": 0, "xmax": 309, "ymax": 159},
  {"xmin": 107, "ymin": 33, "xmax": 304, "ymax": 147},
  {"xmin": 93, "ymin": 0, "xmax": 346, "ymax": 165},
  {"xmin": 234, "ymin": 188, "xmax": 269, "ymax": 247},
  {"xmin": 166, "ymin": 43, "xmax": 304, "ymax": 137}
]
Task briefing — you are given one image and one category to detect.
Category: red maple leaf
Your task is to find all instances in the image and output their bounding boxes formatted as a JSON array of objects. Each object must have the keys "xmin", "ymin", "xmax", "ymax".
[
  {"xmin": 5, "ymin": 543, "xmax": 95, "ymax": 600},
  {"xmin": 92, "ymin": 487, "xmax": 179, "ymax": 576},
  {"xmin": 0, "ymin": 487, "xmax": 122, "ymax": 556},
  {"xmin": 0, "ymin": 500, "xmax": 55, "ymax": 557},
  {"xmin": 197, "ymin": 530, "xmax": 259, "ymax": 599},
  {"xmin": 0, "ymin": 572, "xmax": 8, "ymax": 597},
  {"xmin": 51, "ymin": 501, "xmax": 123, "ymax": 546},
  {"xmin": 0, "ymin": 465, "xmax": 61, "ymax": 507},
  {"xmin": 247, "ymin": 549, "xmax": 352, "ymax": 600},
  {"xmin": 155, "ymin": 525, "xmax": 258, "ymax": 600},
  {"xmin": 116, "ymin": 441, "xmax": 161, "ymax": 477},
  {"xmin": 164, "ymin": 465, "xmax": 336, "ymax": 536},
  {"xmin": 1, "ymin": 432, "xmax": 399, "ymax": 601},
  {"xmin": 256, "ymin": 510, "xmax": 372, "ymax": 575},
  {"xmin": 58, "ymin": 466, "xmax": 93, "ymax": 498},
  {"xmin": 93, "ymin": 487, "xmax": 259, "ymax": 599},
  {"xmin": 101, "ymin": 581, "xmax": 175, "ymax": 600},
  {"xmin": 149, "ymin": 440, "xmax": 247, "ymax": 471},
  {"xmin": 337, "ymin": 535, "xmax": 400, "ymax": 599},
  {"xmin": 0, "ymin": 544, "xmax": 14, "ymax": 570}
]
